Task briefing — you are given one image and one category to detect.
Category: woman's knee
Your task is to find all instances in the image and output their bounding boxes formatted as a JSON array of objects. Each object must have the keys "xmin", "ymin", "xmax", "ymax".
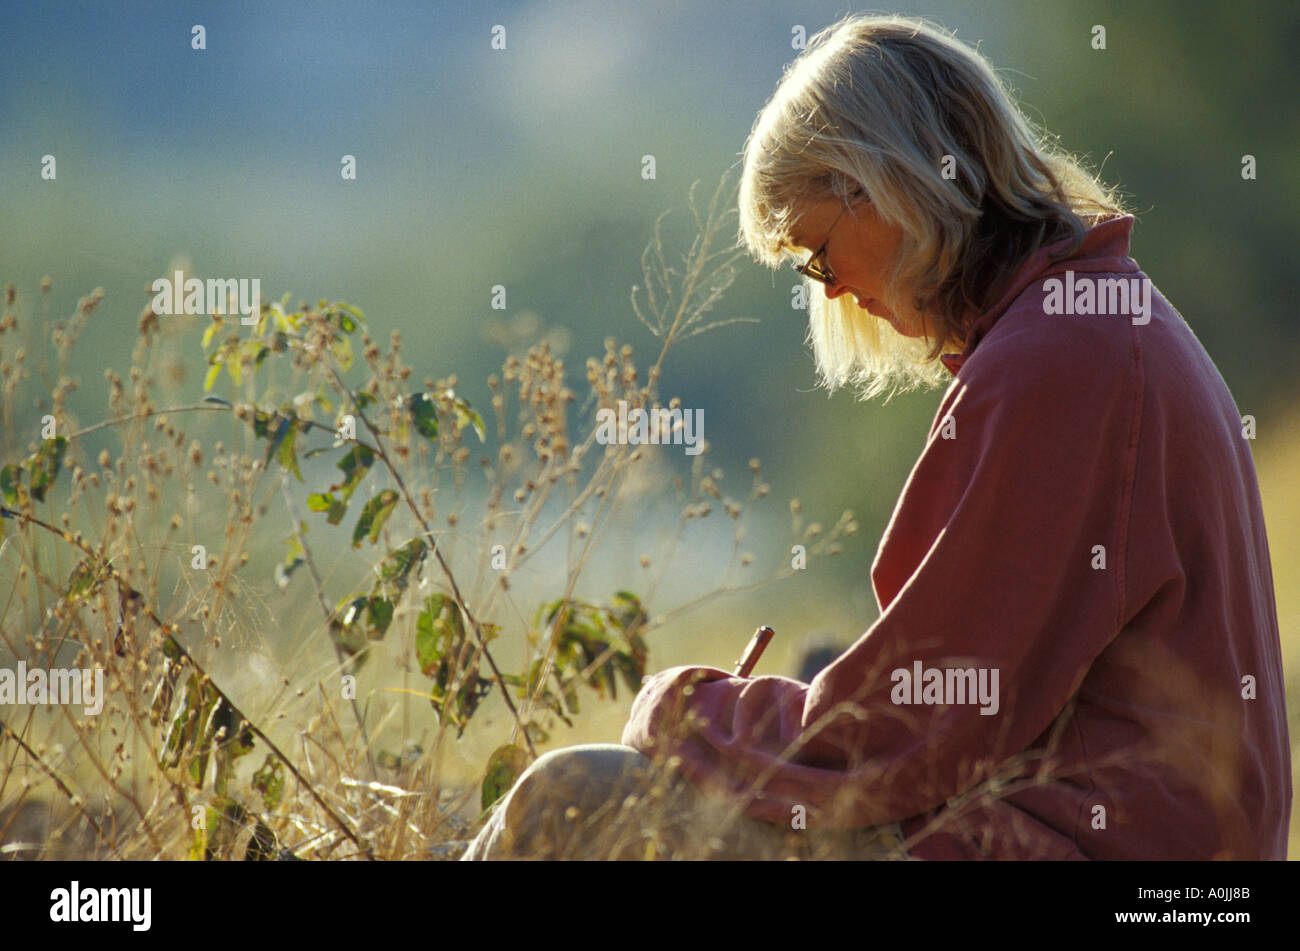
[
  {"xmin": 511, "ymin": 744, "xmax": 655, "ymax": 805},
  {"xmin": 496, "ymin": 744, "xmax": 694, "ymax": 858}
]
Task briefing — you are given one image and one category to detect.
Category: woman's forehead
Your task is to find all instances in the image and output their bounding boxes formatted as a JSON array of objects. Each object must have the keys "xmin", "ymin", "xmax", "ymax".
[{"xmin": 787, "ymin": 200, "xmax": 841, "ymax": 248}]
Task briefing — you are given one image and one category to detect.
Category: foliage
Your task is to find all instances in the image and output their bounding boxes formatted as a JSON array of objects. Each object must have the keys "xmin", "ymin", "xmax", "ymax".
[{"xmin": 0, "ymin": 172, "xmax": 861, "ymax": 859}]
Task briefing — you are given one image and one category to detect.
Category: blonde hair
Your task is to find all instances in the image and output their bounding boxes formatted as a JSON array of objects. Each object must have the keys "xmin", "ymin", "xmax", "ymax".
[{"xmin": 737, "ymin": 14, "xmax": 1129, "ymax": 399}]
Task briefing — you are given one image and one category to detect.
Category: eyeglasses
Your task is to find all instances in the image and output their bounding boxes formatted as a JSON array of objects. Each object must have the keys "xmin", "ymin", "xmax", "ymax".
[{"xmin": 793, "ymin": 198, "xmax": 864, "ymax": 287}]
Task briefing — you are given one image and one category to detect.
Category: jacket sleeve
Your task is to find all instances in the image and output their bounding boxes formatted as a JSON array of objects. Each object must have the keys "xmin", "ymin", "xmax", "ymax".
[{"xmin": 621, "ymin": 334, "xmax": 1141, "ymax": 828}]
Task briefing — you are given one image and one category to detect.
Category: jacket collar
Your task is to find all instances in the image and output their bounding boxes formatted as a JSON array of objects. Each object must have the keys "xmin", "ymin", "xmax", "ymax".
[{"xmin": 940, "ymin": 215, "xmax": 1139, "ymax": 375}]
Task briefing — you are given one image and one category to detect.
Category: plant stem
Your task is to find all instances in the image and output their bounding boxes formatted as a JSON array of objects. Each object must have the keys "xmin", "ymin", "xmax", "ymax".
[
  {"xmin": 0, "ymin": 506, "xmax": 374, "ymax": 859},
  {"xmin": 279, "ymin": 471, "xmax": 378, "ymax": 777},
  {"xmin": 0, "ymin": 717, "xmax": 110, "ymax": 850},
  {"xmin": 325, "ymin": 368, "xmax": 537, "ymax": 759}
]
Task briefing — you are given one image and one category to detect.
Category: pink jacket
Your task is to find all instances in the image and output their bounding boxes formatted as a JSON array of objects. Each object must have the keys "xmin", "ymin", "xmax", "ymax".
[{"xmin": 622, "ymin": 216, "xmax": 1291, "ymax": 859}]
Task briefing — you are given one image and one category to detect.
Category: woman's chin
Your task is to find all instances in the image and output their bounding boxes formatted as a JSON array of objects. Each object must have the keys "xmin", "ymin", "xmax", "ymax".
[
  {"xmin": 855, "ymin": 295, "xmax": 924, "ymax": 338},
  {"xmin": 869, "ymin": 305, "xmax": 907, "ymax": 334},
  {"xmin": 888, "ymin": 315, "xmax": 919, "ymax": 336},
  {"xmin": 881, "ymin": 312, "xmax": 925, "ymax": 338}
]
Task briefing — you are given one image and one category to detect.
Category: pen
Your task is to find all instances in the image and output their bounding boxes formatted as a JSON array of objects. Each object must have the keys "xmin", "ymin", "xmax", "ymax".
[{"xmin": 733, "ymin": 625, "xmax": 775, "ymax": 678}]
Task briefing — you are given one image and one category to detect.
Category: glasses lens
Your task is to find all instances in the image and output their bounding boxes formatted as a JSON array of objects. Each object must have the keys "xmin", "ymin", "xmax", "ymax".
[{"xmin": 801, "ymin": 256, "xmax": 832, "ymax": 285}]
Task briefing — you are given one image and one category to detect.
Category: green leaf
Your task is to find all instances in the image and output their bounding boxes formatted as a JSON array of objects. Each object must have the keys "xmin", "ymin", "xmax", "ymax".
[
  {"xmin": 377, "ymin": 538, "xmax": 427, "ymax": 588},
  {"xmin": 500, "ymin": 673, "xmax": 526, "ymax": 695},
  {"xmin": 432, "ymin": 674, "xmax": 493, "ymax": 736},
  {"xmin": 334, "ymin": 445, "xmax": 374, "ymax": 501},
  {"xmin": 330, "ymin": 336, "xmax": 353, "ymax": 371},
  {"xmin": 532, "ymin": 593, "xmax": 649, "ymax": 705},
  {"xmin": 415, "ymin": 601, "xmax": 445, "ymax": 678},
  {"xmin": 190, "ymin": 733, "xmax": 211, "ymax": 787},
  {"xmin": 263, "ymin": 415, "xmax": 291, "ymax": 469},
  {"xmin": 194, "ymin": 692, "xmax": 223, "ymax": 788},
  {"xmin": 366, "ymin": 596, "xmax": 394, "ymax": 639},
  {"xmin": 0, "ymin": 464, "xmax": 22, "ymax": 506},
  {"xmin": 481, "ymin": 744, "xmax": 529, "ymax": 811},
  {"xmin": 331, "ymin": 307, "xmax": 357, "ymax": 333},
  {"xmin": 65, "ymin": 557, "xmax": 106, "ymax": 602},
  {"xmin": 563, "ymin": 678, "xmax": 580, "ymax": 714},
  {"xmin": 195, "ymin": 797, "xmax": 248, "ymax": 861},
  {"xmin": 452, "ymin": 397, "xmax": 486, "ymax": 442},
  {"xmin": 251, "ymin": 754, "xmax": 285, "ymax": 811},
  {"xmin": 150, "ymin": 656, "xmax": 182, "ymax": 725},
  {"xmin": 414, "ymin": 592, "xmax": 490, "ymax": 735},
  {"xmin": 305, "ymin": 491, "xmax": 347, "ymax": 525},
  {"xmin": 335, "ymin": 590, "xmax": 397, "ymax": 651},
  {"xmin": 188, "ymin": 807, "xmax": 212, "ymax": 861},
  {"xmin": 28, "ymin": 436, "xmax": 68, "ymax": 502},
  {"xmin": 211, "ymin": 698, "xmax": 255, "ymax": 760},
  {"xmin": 351, "ymin": 489, "xmax": 399, "ymax": 548},
  {"xmin": 275, "ymin": 422, "xmax": 301, "ymax": 480},
  {"xmin": 330, "ymin": 617, "xmax": 369, "ymax": 663},
  {"xmin": 330, "ymin": 302, "xmax": 367, "ymax": 332},
  {"xmin": 614, "ymin": 651, "xmax": 646, "ymax": 695},
  {"xmin": 252, "ymin": 411, "xmax": 272, "ymax": 439},
  {"xmin": 408, "ymin": 392, "xmax": 439, "ymax": 441},
  {"xmin": 611, "ymin": 590, "xmax": 646, "ymax": 627},
  {"xmin": 163, "ymin": 672, "xmax": 203, "ymax": 769}
]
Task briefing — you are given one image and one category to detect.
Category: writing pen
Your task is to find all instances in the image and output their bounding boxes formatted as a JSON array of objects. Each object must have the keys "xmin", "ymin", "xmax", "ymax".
[{"xmin": 733, "ymin": 625, "xmax": 775, "ymax": 678}]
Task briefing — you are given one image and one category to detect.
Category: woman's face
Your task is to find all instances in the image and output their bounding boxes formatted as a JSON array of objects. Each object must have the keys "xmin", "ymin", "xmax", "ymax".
[{"xmin": 788, "ymin": 198, "xmax": 924, "ymax": 337}]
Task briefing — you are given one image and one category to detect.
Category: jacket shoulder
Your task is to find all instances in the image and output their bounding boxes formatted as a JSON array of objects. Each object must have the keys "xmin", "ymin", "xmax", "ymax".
[{"xmin": 956, "ymin": 280, "xmax": 1143, "ymax": 404}]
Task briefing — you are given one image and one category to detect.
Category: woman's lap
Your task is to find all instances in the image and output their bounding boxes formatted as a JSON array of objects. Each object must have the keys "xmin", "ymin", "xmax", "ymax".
[{"xmin": 460, "ymin": 743, "xmax": 909, "ymax": 860}]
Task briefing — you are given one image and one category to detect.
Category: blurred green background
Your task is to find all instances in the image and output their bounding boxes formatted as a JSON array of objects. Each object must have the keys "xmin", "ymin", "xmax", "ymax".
[{"xmin": 2, "ymin": 0, "xmax": 1296, "ymax": 849}]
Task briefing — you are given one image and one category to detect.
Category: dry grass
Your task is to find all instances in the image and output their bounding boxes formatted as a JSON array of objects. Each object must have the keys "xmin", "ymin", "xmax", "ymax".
[
  {"xmin": 3, "ymin": 171, "xmax": 1291, "ymax": 861},
  {"xmin": 0, "ymin": 173, "xmax": 858, "ymax": 860}
]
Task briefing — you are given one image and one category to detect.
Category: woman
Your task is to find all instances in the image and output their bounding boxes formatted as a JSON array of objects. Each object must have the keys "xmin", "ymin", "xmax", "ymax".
[{"xmin": 463, "ymin": 13, "xmax": 1289, "ymax": 860}]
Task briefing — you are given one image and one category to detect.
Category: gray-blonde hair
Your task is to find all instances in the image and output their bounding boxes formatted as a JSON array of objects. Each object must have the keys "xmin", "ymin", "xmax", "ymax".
[{"xmin": 737, "ymin": 14, "xmax": 1129, "ymax": 398}]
